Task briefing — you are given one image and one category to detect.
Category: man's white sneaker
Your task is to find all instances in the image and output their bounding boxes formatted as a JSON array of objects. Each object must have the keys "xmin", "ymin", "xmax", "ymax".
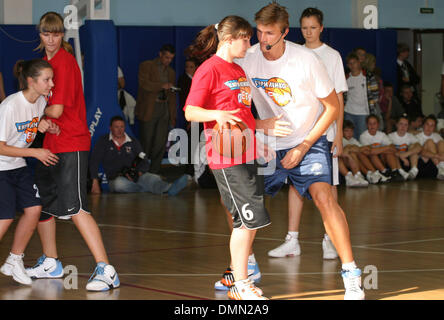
[
  {"xmin": 342, "ymin": 268, "xmax": 365, "ymax": 300},
  {"xmin": 268, "ymin": 234, "xmax": 300, "ymax": 258},
  {"xmin": 228, "ymin": 279, "xmax": 268, "ymax": 300},
  {"xmin": 0, "ymin": 253, "xmax": 32, "ymax": 285},
  {"xmin": 322, "ymin": 235, "xmax": 338, "ymax": 260},
  {"xmin": 86, "ymin": 263, "xmax": 120, "ymax": 291},
  {"xmin": 26, "ymin": 255, "xmax": 64, "ymax": 279},
  {"xmin": 408, "ymin": 167, "xmax": 419, "ymax": 180}
]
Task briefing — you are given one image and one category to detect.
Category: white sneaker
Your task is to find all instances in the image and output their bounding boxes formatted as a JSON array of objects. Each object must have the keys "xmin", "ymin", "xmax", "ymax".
[
  {"xmin": 398, "ymin": 168, "xmax": 409, "ymax": 181},
  {"xmin": 268, "ymin": 234, "xmax": 300, "ymax": 258},
  {"xmin": 345, "ymin": 172, "xmax": 360, "ymax": 187},
  {"xmin": 342, "ymin": 268, "xmax": 365, "ymax": 300},
  {"xmin": 375, "ymin": 170, "xmax": 391, "ymax": 183},
  {"xmin": 26, "ymin": 255, "xmax": 64, "ymax": 279},
  {"xmin": 86, "ymin": 263, "xmax": 120, "ymax": 291},
  {"xmin": 0, "ymin": 253, "xmax": 32, "ymax": 285},
  {"xmin": 354, "ymin": 172, "xmax": 369, "ymax": 187},
  {"xmin": 322, "ymin": 235, "xmax": 338, "ymax": 260},
  {"xmin": 366, "ymin": 171, "xmax": 379, "ymax": 184},
  {"xmin": 437, "ymin": 166, "xmax": 444, "ymax": 180},
  {"xmin": 228, "ymin": 279, "xmax": 268, "ymax": 300},
  {"xmin": 408, "ymin": 167, "xmax": 419, "ymax": 180}
]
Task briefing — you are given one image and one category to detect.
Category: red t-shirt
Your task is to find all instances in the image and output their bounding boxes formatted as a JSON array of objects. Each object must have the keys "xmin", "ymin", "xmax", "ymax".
[
  {"xmin": 184, "ymin": 55, "xmax": 256, "ymax": 169},
  {"xmin": 43, "ymin": 48, "xmax": 91, "ymax": 153}
]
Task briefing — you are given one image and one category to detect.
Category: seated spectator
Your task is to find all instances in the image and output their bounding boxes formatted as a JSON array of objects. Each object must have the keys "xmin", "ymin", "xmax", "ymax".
[
  {"xmin": 388, "ymin": 115, "xmax": 422, "ymax": 180},
  {"xmin": 339, "ymin": 121, "xmax": 369, "ymax": 187},
  {"xmin": 344, "ymin": 53, "xmax": 382, "ymax": 139},
  {"xmin": 193, "ymin": 141, "xmax": 217, "ymax": 189},
  {"xmin": 380, "ymin": 82, "xmax": 404, "ymax": 133},
  {"xmin": 360, "ymin": 114, "xmax": 409, "ymax": 182},
  {"xmin": 341, "ymin": 120, "xmax": 389, "ymax": 184},
  {"xmin": 415, "ymin": 115, "xmax": 444, "ymax": 180},
  {"xmin": 117, "ymin": 67, "xmax": 136, "ymax": 125},
  {"xmin": 90, "ymin": 116, "xmax": 189, "ymax": 194},
  {"xmin": 399, "ymin": 85, "xmax": 423, "ymax": 119},
  {"xmin": 408, "ymin": 114, "xmax": 424, "ymax": 134}
]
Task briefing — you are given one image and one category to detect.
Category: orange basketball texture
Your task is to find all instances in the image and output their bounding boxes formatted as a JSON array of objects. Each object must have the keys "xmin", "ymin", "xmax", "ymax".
[
  {"xmin": 212, "ymin": 121, "xmax": 250, "ymax": 158},
  {"xmin": 264, "ymin": 77, "xmax": 292, "ymax": 106}
]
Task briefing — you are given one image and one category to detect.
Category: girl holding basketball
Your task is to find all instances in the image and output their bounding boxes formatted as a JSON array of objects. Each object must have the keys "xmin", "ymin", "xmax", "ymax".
[
  {"xmin": 0, "ymin": 59, "xmax": 59, "ymax": 285},
  {"xmin": 184, "ymin": 15, "xmax": 272, "ymax": 300}
]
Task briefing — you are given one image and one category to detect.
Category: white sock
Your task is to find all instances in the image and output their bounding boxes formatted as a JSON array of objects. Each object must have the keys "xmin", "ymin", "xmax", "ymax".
[
  {"xmin": 288, "ymin": 231, "xmax": 299, "ymax": 239},
  {"xmin": 342, "ymin": 261, "xmax": 358, "ymax": 271},
  {"xmin": 248, "ymin": 254, "xmax": 256, "ymax": 264},
  {"xmin": 324, "ymin": 233, "xmax": 330, "ymax": 240},
  {"xmin": 9, "ymin": 252, "xmax": 24, "ymax": 259},
  {"xmin": 438, "ymin": 161, "xmax": 444, "ymax": 169}
]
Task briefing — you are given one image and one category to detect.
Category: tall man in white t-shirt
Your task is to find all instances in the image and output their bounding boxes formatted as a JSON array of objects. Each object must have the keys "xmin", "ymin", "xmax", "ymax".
[{"xmin": 236, "ymin": 2, "xmax": 365, "ymax": 300}]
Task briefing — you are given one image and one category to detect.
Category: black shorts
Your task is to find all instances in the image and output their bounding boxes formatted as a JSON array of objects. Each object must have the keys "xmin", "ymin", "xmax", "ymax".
[
  {"xmin": 0, "ymin": 166, "xmax": 41, "ymax": 219},
  {"xmin": 35, "ymin": 151, "xmax": 90, "ymax": 220},
  {"xmin": 417, "ymin": 157, "xmax": 438, "ymax": 179},
  {"xmin": 212, "ymin": 162, "xmax": 271, "ymax": 230}
]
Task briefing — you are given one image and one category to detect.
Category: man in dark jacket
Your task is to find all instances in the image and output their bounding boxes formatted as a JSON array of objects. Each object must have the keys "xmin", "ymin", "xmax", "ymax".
[{"xmin": 90, "ymin": 116, "xmax": 188, "ymax": 195}]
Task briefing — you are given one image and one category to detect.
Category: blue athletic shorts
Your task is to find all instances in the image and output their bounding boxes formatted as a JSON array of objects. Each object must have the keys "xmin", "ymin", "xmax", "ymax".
[
  {"xmin": 264, "ymin": 135, "xmax": 332, "ymax": 200},
  {"xmin": 0, "ymin": 166, "xmax": 41, "ymax": 220}
]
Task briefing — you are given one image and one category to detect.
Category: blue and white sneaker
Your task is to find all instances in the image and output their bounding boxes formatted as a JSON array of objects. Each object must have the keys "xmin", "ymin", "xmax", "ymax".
[
  {"xmin": 25, "ymin": 255, "xmax": 64, "ymax": 279},
  {"xmin": 341, "ymin": 268, "xmax": 365, "ymax": 300},
  {"xmin": 248, "ymin": 260, "xmax": 261, "ymax": 284},
  {"xmin": 86, "ymin": 262, "xmax": 120, "ymax": 291}
]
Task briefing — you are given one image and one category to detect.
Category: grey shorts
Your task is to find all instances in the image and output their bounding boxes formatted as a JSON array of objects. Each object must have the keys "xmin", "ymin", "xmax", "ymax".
[{"xmin": 212, "ymin": 162, "xmax": 271, "ymax": 230}]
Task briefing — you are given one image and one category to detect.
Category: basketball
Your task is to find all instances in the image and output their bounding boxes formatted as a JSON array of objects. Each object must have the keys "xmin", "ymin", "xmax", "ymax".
[
  {"xmin": 264, "ymin": 77, "xmax": 292, "ymax": 107},
  {"xmin": 212, "ymin": 121, "xmax": 251, "ymax": 158}
]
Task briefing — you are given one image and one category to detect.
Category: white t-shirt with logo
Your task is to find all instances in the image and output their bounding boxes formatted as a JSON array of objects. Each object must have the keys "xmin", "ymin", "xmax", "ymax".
[
  {"xmin": 342, "ymin": 136, "xmax": 362, "ymax": 147},
  {"xmin": 415, "ymin": 131, "xmax": 443, "ymax": 146},
  {"xmin": 388, "ymin": 131, "xmax": 419, "ymax": 152},
  {"xmin": 236, "ymin": 41, "xmax": 334, "ymax": 150},
  {"xmin": 307, "ymin": 43, "xmax": 348, "ymax": 141},
  {"xmin": 345, "ymin": 72, "xmax": 369, "ymax": 115},
  {"xmin": 360, "ymin": 130, "xmax": 392, "ymax": 147},
  {"xmin": 0, "ymin": 91, "xmax": 46, "ymax": 170}
]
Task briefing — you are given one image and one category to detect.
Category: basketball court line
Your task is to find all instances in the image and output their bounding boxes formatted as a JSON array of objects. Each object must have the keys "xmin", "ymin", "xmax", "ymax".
[{"xmin": 73, "ymin": 267, "xmax": 444, "ymax": 277}]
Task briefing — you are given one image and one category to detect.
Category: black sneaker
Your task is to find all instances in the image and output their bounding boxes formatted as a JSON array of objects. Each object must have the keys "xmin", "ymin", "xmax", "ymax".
[{"xmin": 390, "ymin": 170, "xmax": 404, "ymax": 182}]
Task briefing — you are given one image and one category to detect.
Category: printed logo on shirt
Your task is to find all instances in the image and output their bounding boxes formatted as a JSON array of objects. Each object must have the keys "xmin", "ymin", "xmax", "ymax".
[
  {"xmin": 224, "ymin": 78, "xmax": 252, "ymax": 107},
  {"xmin": 252, "ymin": 77, "xmax": 292, "ymax": 106},
  {"xmin": 16, "ymin": 117, "xmax": 39, "ymax": 143},
  {"xmin": 395, "ymin": 143, "xmax": 408, "ymax": 152}
]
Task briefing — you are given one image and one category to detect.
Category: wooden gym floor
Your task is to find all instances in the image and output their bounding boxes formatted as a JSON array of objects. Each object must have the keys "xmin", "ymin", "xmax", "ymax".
[{"xmin": 0, "ymin": 174, "xmax": 443, "ymax": 300}]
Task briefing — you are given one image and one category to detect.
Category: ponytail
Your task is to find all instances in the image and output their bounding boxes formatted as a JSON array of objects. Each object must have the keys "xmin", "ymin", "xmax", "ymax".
[
  {"xmin": 185, "ymin": 25, "xmax": 219, "ymax": 65},
  {"xmin": 186, "ymin": 16, "xmax": 253, "ymax": 64}
]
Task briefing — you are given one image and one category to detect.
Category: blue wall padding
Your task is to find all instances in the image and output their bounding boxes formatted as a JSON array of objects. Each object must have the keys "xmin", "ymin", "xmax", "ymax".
[
  {"xmin": 0, "ymin": 25, "xmax": 41, "ymax": 95},
  {"xmin": 80, "ymin": 20, "xmax": 132, "ymax": 148}
]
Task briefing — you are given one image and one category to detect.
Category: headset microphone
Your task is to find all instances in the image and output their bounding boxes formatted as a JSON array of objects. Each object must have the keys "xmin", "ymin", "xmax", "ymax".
[{"xmin": 265, "ymin": 29, "xmax": 286, "ymax": 51}]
